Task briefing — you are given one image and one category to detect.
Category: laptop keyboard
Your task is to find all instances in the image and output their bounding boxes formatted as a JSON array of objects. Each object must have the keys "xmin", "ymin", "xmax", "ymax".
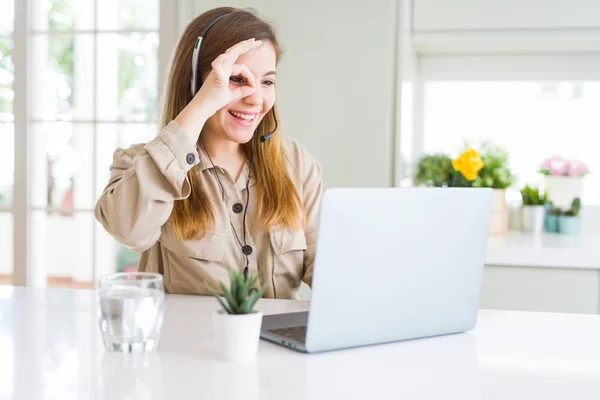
[{"xmin": 267, "ymin": 326, "xmax": 307, "ymax": 343}]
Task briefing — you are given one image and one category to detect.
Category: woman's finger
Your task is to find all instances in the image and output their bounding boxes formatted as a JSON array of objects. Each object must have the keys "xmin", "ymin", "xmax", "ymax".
[
  {"xmin": 230, "ymin": 64, "xmax": 256, "ymax": 99},
  {"xmin": 209, "ymin": 54, "xmax": 229, "ymax": 83},
  {"xmin": 222, "ymin": 38, "xmax": 263, "ymax": 69},
  {"xmin": 231, "ymin": 64, "xmax": 256, "ymax": 89},
  {"xmin": 231, "ymin": 85, "xmax": 256, "ymax": 100}
]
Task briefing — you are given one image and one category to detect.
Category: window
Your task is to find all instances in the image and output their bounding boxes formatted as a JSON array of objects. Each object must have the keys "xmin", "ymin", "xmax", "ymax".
[
  {"xmin": 423, "ymin": 81, "xmax": 600, "ymax": 204},
  {"xmin": 3, "ymin": 0, "xmax": 162, "ymax": 287}
]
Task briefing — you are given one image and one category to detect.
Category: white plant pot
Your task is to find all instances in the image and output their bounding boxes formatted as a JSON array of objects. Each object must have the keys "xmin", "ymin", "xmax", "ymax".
[
  {"xmin": 520, "ymin": 205, "xmax": 546, "ymax": 235},
  {"xmin": 543, "ymin": 176, "xmax": 584, "ymax": 209},
  {"xmin": 213, "ymin": 310, "xmax": 263, "ymax": 363}
]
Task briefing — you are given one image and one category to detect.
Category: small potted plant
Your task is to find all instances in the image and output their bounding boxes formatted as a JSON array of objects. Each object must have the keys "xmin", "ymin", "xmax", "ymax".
[
  {"xmin": 544, "ymin": 201, "xmax": 562, "ymax": 233},
  {"xmin": 206, "ymin": 269, "xmax": 266, "ymax": 362},
  {"xmin": 520, "ymin": 185, "xmax": 548, "ymax": 235},
  {"xmin": 558, "ymin": 197, "xmax": 582, "ymax": 236},
  {"xmin": 539, "ymin": 156, "xmax": 589, "ymax": 209}
]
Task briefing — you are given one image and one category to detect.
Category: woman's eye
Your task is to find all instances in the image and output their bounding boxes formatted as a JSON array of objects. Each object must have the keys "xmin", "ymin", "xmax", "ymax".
[
  {"xmin": 263, "ymin": 80, "xmax": 275, "ymax": 86},
  {"xmin": 230, "ymin": 76, "xmax": 246, "ymax": 84}
]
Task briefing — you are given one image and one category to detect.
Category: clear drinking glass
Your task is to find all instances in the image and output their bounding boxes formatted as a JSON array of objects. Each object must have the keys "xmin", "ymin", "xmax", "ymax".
[{"xmin": 96, "ymin": 272, "xmax": 165, "ymax": 353}]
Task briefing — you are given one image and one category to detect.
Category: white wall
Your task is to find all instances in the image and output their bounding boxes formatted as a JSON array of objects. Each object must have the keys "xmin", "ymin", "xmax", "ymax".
[
  {"xmin": 412, "ymin": 0, "xmax": 600, "ymax": 54},
  {"xmin": 193, "ymin": 0, "xmax": 401, "ymax": 188},
  {"xmin": 413, "ymin": 0, "xmax": 600, "ymax": 31}
]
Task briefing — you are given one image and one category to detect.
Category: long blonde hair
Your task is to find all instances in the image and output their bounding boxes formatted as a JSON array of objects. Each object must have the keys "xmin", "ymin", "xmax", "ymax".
[{"xmin": 161, "ymin": 7, "xmax": 302, "ymax": 239}]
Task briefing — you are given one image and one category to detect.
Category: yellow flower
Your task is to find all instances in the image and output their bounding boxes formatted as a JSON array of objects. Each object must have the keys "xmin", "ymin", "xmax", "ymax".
[{"xmin": 452, "ymin": 148, "xmax": 484, "ymax": 181}]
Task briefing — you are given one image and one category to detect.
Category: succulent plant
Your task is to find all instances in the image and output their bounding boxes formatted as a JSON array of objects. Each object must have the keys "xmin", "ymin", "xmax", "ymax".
[
  {"xmin": 546, "ymin": 201, "xmax": 562, "ymax": 216},
  {"xmin": 520, "ymin": 185, "xmax": 549, "ymax": 206},
  {"xmin": 564, "ymin": 197, "xmax": 582, "ymax": 217},
  {"xmin": 206, "ymin": 269, "xmax": 266, "ymax": 315}
]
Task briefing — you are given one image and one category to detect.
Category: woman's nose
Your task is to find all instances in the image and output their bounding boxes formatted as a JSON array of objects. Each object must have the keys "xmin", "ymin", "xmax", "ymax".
[{"xmin": 243, "ymin": 85, "xmax": 263, "ymax": 106}]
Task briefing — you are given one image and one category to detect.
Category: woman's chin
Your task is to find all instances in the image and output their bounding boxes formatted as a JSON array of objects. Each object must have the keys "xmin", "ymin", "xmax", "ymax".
[{"xmin": 225, "ymin": 127, "xmax": 256, "ymax": 144}]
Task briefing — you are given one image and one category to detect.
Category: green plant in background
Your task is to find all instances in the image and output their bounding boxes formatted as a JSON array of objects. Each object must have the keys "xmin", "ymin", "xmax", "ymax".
[
  {"xmin": 206, "ymin": 269, "xmax": 267, "ymax": 315},
  {"xmin": 414, "ymin": 141, "xmax": 516, "ymax": 190},
  {"xmin": 520, "ymin": 185, "xmax": 549, "ymax": 206},
  {"xmin": 414, "ymin": 154, "xmax": 454, "ymax": 187},
  {"xmin": 471, "ymin": 141, "xmax": 516, "ymax": 189},
  {"xmin": 546, "ymin": 201, "xmax": 562, "ymax": 216},
  {"xmin": 563, "ymin": 197, "xmax": 582, "ymax": 216},
  {"xmin": 117, "ymin": 245, "xmax": 141, "ymax": 272}
]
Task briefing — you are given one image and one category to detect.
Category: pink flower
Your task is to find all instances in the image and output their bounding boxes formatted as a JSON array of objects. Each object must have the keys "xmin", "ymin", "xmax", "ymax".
[
  {"xmin": 539, "ymin": 155, "xmax": 568, "ymax": 175},
  {"xmin": 551, "ymin": 164, "xmax": 569, "ymax": 175},
  {"xmin": 539, "ymin": 156, "xmax": 590, "ymax": 176},
  {"xmin": 569, "ymin": 161, "xmax": 590, "ymax": 176},
  {"xmin": 539, "ymin": 158, "xmax": 553, "ymax": 170}
]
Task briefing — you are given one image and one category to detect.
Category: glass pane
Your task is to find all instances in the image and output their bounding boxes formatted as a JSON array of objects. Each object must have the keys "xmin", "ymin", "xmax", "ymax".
[
  {"xmin": 423, "ymin": 81, "xmax": 600, "ymax": 204},
  {"xmin": 94, "ymin": 123, "xmax": 154, "ymax": 280},
  {"xmin": 31, "ymin": 122, "xmax": 94, "ymax": 210},
  {"xmin": 0, "ymin": 123, "xmax": 13, "ymax": 206},
  {"xmin": 30, "ymin": 34, "xmax": 94, "ymax": 121},
  {"xmin": 31, "ymin": 0, "xmax": 94, "ymax": 31},
  {"xmin": 0, "ymin": 36, "xmax": 13, "ymax": 120},
  {"xmin": 0, "ymin": 0, "xmax": 14, "ymax": 33},
  {"xmin": 96, "ymin": 33, "xmax": 159, "ymax": 122},
  {"xmin": 31, "ymin": 211, "xmax": 94, "ymax": 287},
  {"xmin": 95, "ymin": 123, "xmax": 157, "ymax": 198},
  {"xmin": 98, "ymin": 0, "xmax": 159, "ymax": 30},
  {"xmin": 0, "ymin": 213, "xmax": 12, "ymax": 285}
]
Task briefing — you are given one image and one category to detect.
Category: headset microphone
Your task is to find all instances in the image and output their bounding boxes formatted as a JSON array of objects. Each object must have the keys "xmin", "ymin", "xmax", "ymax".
[{"xmin": 260, "ymin": 109, "xmax": 278, "ymax": 142}]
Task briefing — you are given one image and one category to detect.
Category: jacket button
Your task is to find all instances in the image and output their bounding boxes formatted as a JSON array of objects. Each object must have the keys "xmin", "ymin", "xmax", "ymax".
[
  {"xmin": 242, "ymin": 245, "xmax": 253, "ymax": 255},
  {"xmin": 232, "ymin": 203, "xmax": 243, "ymax": 213},
  {"xmin": 186, "ymin": 153, "xmax": 195, "ymax": 165}
]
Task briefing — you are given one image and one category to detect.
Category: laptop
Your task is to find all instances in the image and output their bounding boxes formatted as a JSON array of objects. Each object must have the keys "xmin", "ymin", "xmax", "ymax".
[{"xmin": 261, "ymin": 187, "xmax": 493, "ymax": 353}]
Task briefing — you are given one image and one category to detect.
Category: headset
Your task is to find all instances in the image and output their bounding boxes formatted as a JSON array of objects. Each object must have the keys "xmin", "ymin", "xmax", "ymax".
[{"xmin": 191, "ymin": 12, "xmax": 278, "ymax": 279}]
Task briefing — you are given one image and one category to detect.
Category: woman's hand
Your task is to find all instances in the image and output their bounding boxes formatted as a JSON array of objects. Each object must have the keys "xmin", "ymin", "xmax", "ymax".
[
  {"xmin": 194, "ymin": 38, "xmax": 262, "ymax": 115},
  {"xmin": 175, "ymin": 38, "xmax": 262, "ymax": 143}
]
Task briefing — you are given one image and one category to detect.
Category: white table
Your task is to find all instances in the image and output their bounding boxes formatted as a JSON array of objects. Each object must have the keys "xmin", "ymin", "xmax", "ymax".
[
  {"xmin": 1, "ymin": 287, "xmax": 600, "ymax": 399},
  {"xmin": 486, "ymin": 231, "xmax": 600, "ymax": 269}
]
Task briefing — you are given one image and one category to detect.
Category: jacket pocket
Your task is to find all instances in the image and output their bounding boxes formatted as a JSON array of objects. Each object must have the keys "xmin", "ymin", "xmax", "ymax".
[
  {"xmin": 160, "ymin": 224, "xmax": 228, "ymax": 294},
  {"xmin": 270, "ymin": 227, "xmax": 307, "ymax": 298}
]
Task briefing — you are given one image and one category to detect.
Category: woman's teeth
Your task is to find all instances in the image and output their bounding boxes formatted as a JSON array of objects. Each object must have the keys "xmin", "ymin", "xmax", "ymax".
[{"xmin": 230, "ymin": 111, "xmax": 256, "ymax": 121}]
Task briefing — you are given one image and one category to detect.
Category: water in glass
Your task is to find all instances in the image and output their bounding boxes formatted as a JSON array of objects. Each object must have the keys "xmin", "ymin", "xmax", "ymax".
[{"xmin": 97, "ymin": 272, "xmax": 165, "ymax": 353}]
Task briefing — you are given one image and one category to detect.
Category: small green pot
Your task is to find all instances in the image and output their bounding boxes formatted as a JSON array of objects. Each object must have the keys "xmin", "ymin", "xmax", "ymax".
[{"xmin": 558, "ymin": 216, "xmax": 582, "ymax": 236}]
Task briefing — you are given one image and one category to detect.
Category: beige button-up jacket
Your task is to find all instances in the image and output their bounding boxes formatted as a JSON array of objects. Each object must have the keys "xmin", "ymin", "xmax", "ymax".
[{"xmin": 95, "ymin": 121, "xmax": 323, "ymax": 299}]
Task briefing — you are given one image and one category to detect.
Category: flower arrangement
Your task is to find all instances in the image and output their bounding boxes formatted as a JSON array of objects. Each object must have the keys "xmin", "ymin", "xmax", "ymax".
[
  {"xmin": 470, "ymin": 142, "xmax": 516, "ymax": 189},
  {"xmin": 538, "ymin": 156, "xmax": 589, "ymax": 177},
  {"xmin": 452, "ymin": 147, "xmax": 483, "ymax": 181},
  {"xmin": 414, "ymin": 141, "xmax": 515, "ymax": 189}
]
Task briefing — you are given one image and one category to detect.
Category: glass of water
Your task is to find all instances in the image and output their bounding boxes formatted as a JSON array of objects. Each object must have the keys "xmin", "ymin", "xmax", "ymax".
[{"xmin": 96, "ymin": 272, "xmax": 165, "ymax": 353}]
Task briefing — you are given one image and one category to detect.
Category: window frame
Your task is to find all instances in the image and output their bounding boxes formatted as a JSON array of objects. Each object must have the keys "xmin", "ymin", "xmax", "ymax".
[{"xmin": 11, "ymin": 0, "xmax": 178, "ymax": 286}]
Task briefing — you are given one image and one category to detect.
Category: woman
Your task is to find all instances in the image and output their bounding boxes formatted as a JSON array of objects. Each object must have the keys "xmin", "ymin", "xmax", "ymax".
[{"xmin": 95, "ymin": 7, "xmax": 322, "ymax": 299}]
